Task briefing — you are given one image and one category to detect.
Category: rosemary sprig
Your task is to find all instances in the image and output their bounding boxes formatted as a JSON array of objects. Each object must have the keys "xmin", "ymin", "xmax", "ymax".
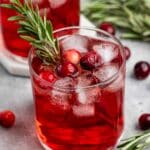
[
  {"xmin": 117, "ymin": 131, "xmax": 150, "ymax": 150},
  {"xmin": 82, "ymin": 0, "xmax": 150, "ymax": 41},
  {"xmin": 0, "ymin": 0, "xmax": 60, "ymax": 64}
]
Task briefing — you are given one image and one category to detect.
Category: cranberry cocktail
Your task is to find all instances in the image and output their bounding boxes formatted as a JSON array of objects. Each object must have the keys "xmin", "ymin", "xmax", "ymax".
[
  {"xmin": 0, "ymin": 0, "xmax": 79, "ymax": 57},
  {"xmin": 29, "ymin": 27, "xmax": 125, "ymax": 150}
]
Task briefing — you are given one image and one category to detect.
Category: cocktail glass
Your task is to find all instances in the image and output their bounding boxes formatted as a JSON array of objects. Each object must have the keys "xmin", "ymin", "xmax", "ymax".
[{"xmin": 29, "ymin": 27, "xmax": 126, "ymax": 150}]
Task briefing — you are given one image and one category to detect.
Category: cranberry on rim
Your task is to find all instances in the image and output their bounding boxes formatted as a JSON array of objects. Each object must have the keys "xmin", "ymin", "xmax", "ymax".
[
  {"xmin": 139, "ymin": 114, "xmax": 150, "ymax": 130},
  {"xmin": 80, "ymin": 52, "xmax": 102, "ymax": 71},
  {"xmin": 63, "ymin": 49, "xmax": 81, "ymax": 64},
  {"xmin": 0, "ymin": 110, "xmax": 15, "ymax": 128},
  {"xmin": 56, "ymin": 62, "xmax": 79, "ymax": 77},
  {"xmin": 99, "ymin": 22, "xmax": 116, "ymax": 35},
  {"xmin": 134, "ymin": 61, "xmax": 150, "ymax": 80}
]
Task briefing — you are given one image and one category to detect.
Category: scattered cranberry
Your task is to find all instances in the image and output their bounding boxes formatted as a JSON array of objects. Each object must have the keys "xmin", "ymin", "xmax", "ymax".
[
  {"xmin": 124, "ymin": 46, "xmax": 131, "ymax": 60},
  {"xmin": 39, "ymin": 70, "xmax": 56, "ymax": 83},
  {"xmin": 56, "ymin": 62, "xmax": 79, "ymax": 77},
  {"xmin": 99, "ymin": 22, "xmax": 116, "ymax": 35},
  {"xmin": 139, "ymin": 114, "xmax": 150, "ymax": 130},
  {"xmin": 32, "ymin": 56, "xmax": 43, "ymax": 74},
  {"xmin": 80, "ymin": 52, "xmax": 102, "ymax": 71},
  {"xmin": 0, "ymin": 110, "xmax": 15, "ymax": 128},
  {"xmin": 134, "ymin": 61, "xmax": 150, "ymax": 80},
  {"xmin": 63, "ymin": 49, "xmax": 81, "ymax": 64}
]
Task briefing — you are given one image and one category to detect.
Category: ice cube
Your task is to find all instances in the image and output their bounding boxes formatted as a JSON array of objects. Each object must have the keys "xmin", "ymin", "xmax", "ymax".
[
  {"xmin": 61, "ymin": 35, "xmax": 89, "ymax": 53},
  {"xmin": 76, "ymin": 87, "xmax": 101, "ymax": 105},
  {"xmin": 73, "ymin": 105, "xmax": 95, "ymax": 117},
  {"xmin": 94, "ymin": 64, "xmax": 119, "ymax": 82},
  {"xmin": 77, "ymin": 72, "xmax": 95, "ymax": 87},
  {"xmin": 76, "ymin": 72, "xmax": 101, "ymax": 105},
  {"xmin": 75, "ymin": 88, "xmax": 87, "ymax": 104},
  {"xmin": 51, "ymin": 77, "xmax": 76, "ymax": 110},
  {"xmin": 49, "ymin": 0, "xmax": 67, "ymax": 8},
  {"xmin": 51, "ymin": 89, "xmax": 70, "ymax": 110},
  {"xmin": 54, "ymin": 77, "xmax": 76, "ymax": 89},
  {"xmin": 93, "ymin": 42, "xmax": 119, "ymax": 63}
]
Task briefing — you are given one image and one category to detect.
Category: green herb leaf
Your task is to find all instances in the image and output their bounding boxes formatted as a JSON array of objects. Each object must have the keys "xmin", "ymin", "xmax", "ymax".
[
  {"xmin": 117, "ymin": 131, "xmax": 150, "ymax": 150},
  {"xmin": 0, "ymin": 0, "xmax": 60, "ymax": 64},
  {"xmin": 82, "ymin": 0, "xmax": 150, "ymax": 41},
  {"xmin": 8, "ymin": 16, "xmax": 23, "ymax": 21}
]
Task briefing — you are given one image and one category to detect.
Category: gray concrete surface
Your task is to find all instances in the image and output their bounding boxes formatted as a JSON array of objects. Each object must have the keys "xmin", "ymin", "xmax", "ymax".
[{"xmin": 0, "ymin": 65, "xmax": 43, "ymax": 149}]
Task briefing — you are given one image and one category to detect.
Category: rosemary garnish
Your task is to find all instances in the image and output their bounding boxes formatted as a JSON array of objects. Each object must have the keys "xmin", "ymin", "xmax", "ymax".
[
  {"xmin": 117, "ymin": 131, "xmax": 150, "ymax": 150},
  {"xmin": 0, "ymin": 0, "xmax": 60, "ymax": 64},
  {"xmin": 82, "ymin": 0, "xmax": 150, "ymax": 41}
]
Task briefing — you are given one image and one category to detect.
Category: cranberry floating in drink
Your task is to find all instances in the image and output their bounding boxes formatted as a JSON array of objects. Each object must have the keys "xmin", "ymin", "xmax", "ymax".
[
  {"xmin": 29, "ymin": 27, "xmax": 126, "ymax": 150},
  {"xmin": 0, "ymin": 0, "xmax": 80, "ymax": 58}
]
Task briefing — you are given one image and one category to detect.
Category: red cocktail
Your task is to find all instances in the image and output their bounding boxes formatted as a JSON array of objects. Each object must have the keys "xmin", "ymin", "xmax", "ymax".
[
  {"xmin": 0, "ymin": 0, "xmax": 79, "ymax": 57},
  {"xmin": 29, "ymin": 27, "xmax": 126, "ymax": 150}
]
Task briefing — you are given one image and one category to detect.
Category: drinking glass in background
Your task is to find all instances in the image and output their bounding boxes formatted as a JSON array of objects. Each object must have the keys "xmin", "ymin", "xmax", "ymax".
[
  {"xmin": 29, "ymin": 27, "xmax": 126, "ymax": 150},
  {"xmin": 0, "ymin": 0, "xmax": 80, "ymax": 58}
]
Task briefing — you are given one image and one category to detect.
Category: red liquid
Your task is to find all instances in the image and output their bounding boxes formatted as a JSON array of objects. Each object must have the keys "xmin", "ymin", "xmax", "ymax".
[
  {"xmin": 31, "ymin": 35, "xmax": 125, "ymax": 150},
  {"xmin": 0, "ymin": 0, "xmax": 80, "ymax": 57}
]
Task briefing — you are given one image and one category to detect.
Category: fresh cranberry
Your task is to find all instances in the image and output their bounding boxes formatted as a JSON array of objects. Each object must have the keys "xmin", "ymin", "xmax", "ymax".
[
  {"xmin": 134, "ymin": 61, "xmax": 150, "ymax": 80},
  {"xmin": 0, "ymin": 110, "xmax": 15, "ymax": 128},
  {"xmin": 39, "ymin": 70, "xmax": 56, "ymax": 83},
  {"xmin": 80, "ymin": 52, "xmax": 102, "ymax": 70},
  {"xmin": 56, "ymin": 62, "xmax": 79, "ymax": 77},
  {"xmin": 63, "ymin": 49, "xmax": 81, "ymax": 64},
  {"xmin": 124, "ymin": 46, "xmax": 131, "ymax": 60},
  {"xmin": 99, "ymin": 22, "xmax": 116, "ymax": 35},
  {"xmin": 139, "ymin": 114, "xmax": 150, "ymax": 130},
  {"xmin": 32, "ymin": 56, "xmax": 43, "ymax": 74}
]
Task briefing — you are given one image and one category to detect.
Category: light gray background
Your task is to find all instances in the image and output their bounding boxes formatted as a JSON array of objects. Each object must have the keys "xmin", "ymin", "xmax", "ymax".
[{"xmin": 0, "ymin": 1, "xmax": 150, "ymax": 149}]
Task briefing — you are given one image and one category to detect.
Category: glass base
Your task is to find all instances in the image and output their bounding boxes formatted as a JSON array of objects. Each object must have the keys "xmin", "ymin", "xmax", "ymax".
[
  {"xmin": 38, "ymin": 135, "xmax": 116, "ymax": 150},
  {"xmin": 38, "ymin": 135, "xmax": 54, "ymax": 150},
  {"xmin": 39, "ymin": 140, "xmax": 52, "ymax": 150},
  {"xmin": 37, "ymin": 125, "xmax": 124, "ymax": 150}
]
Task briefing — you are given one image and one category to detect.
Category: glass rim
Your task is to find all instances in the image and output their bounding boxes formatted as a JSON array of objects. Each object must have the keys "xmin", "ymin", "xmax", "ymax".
[{"xmin": 29, "ymin": 26, "xmax": 126, "ymax": 91}]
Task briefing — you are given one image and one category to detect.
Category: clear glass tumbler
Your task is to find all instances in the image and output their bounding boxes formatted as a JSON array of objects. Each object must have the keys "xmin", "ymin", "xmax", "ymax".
[{"xmin": 29, "ymin": 27, "xmax": 126, "ymax": 150}]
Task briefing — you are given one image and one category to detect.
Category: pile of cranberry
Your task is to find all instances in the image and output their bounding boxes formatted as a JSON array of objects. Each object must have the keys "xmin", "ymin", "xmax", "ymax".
[{"xmin": 99, "ymin": 22, "xmax": 150, "ymax": 130}]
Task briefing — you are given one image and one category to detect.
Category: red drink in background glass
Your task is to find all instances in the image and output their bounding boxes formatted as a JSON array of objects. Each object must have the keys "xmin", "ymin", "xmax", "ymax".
[
  {"xmin": 0, "ymin": 0, "xmax": 80, "ymax": 57},
  {"xmin": 29, "ymin": 27, "xmax": 126, "ymax": 150}
]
